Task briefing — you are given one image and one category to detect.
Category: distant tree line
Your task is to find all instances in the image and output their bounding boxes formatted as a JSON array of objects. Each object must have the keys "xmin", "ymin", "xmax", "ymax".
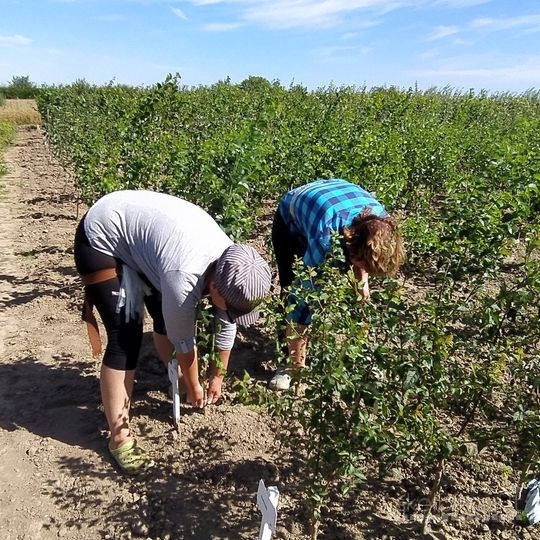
[{"xmin": 0, "ymin": 76, "xmax": 40, "ymax": 99}]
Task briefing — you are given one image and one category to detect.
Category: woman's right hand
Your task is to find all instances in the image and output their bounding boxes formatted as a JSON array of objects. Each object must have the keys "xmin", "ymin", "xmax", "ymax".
[{"xmin": 176, "ymin": 350, "xmax": 205, "ymax": 408}]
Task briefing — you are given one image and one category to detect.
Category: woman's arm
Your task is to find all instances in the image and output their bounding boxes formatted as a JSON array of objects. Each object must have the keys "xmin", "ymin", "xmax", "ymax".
[
  {"xmin": 353, "ymin": 264, "xmax": 370, "ymax": 300},
  {"xmin": 176, "ymin": 349, "xmax": 205, "ymax": 408}
]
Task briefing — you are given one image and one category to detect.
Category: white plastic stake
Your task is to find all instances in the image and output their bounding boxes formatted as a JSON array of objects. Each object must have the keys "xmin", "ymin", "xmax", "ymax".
[
  {"xmin": 525, "ymin": 479, "xmax": 540, "ymax": 525},
  {"xmin": 167, "ymin": 358, "xmax": 181, "ymax": 430},
  {"xmin": 257, "ymin": 479, "xmax": 279, "ymax": 540}
]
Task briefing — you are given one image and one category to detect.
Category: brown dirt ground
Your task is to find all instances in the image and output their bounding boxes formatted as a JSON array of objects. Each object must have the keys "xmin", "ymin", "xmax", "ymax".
[{"xmin": 0, "ymin": 126, "xmax": 538, "ymax": 540}]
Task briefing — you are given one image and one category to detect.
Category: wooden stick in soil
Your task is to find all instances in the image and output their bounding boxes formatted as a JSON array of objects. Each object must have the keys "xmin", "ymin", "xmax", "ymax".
[{"xmin": 421, "ymin": 458, "xmax": 445, "ymax": 534}]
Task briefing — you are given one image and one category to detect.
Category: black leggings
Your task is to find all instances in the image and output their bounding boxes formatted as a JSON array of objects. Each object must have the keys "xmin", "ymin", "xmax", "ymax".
[
  {"xmin": 271, "ymin": 209, "xmax": 307, "ymax": 290},
  {"xmin": 74, "ymin": 216, "xmax": 165, "ymax": 370},
  {"xmin": 271, "ymin": 208, "xmax": 314, "ymax": 331}
]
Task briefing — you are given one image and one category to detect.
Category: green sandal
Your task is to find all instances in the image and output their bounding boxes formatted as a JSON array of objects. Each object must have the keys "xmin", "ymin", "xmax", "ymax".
[{"xmin": 109, "ymin": 440, "xmax": 154, "ymax": 475}]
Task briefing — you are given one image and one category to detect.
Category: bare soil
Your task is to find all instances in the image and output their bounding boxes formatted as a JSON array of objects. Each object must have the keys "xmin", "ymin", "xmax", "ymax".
[{"xmin": 0, "ymin": 126, "xmax": 538, "ymax": 540}]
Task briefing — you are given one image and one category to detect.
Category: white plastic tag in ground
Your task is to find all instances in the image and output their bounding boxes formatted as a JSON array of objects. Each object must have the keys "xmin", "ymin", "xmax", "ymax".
[
  {"xmin": 525, "ymin": 478, "xmax": 540, "ymax": 525},
  {"xmin": 257, "ymin": 479, "xmax": 279, "ymax": 540},
  {"xmin": 167, "ymin": 358, "xmax": 180, "ymax": 428}
]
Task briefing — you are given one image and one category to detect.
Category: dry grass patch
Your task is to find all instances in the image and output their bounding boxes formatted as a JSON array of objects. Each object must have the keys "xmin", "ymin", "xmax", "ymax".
[{"xmin": 0, "ymin": 99, "xmax": 41, "ymax": 125}]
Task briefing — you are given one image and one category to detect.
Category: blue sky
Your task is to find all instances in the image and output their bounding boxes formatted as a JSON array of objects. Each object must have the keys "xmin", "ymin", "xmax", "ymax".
[{"xmin": 1, "ymin": 0, "xmax": 539, "ymax": 92}]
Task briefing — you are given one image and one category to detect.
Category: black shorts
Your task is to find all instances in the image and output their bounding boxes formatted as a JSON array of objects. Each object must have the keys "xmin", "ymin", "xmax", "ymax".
[{"xmin": 74, "ymin": 215, "xmax": 165, "ymax": 370}]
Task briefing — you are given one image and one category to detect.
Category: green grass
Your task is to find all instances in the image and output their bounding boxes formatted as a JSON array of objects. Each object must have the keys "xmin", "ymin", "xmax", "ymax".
[{"xmin": 0, "ymin": 119, "xmax": 16, "ymax": 176}]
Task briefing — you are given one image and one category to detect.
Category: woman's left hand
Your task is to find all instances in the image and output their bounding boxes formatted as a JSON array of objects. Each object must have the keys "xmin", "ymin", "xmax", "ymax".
[
  {"xmin": 206, "ymin": 375, "xmax": 223, "ymax": 405},
  {"xmin": 361, "ymin": 281, "xmax": 371, "ymax": 301},
  {"xmin": 352, "ymin": 263, "xmax": 370, "ymax": 301}
]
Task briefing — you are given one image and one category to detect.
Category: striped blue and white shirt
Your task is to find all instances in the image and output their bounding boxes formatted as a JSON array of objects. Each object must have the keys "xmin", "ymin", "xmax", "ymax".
[{"xmin": 279, "ymin": 178, "xmax": 387, "ymax": 267}]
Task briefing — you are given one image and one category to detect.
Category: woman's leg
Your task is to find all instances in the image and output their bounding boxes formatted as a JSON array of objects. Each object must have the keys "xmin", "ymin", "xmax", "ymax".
[
  {"xmin": 143, "ymin": 291, "xmax": 173, "ymax": 367},
  {"xmin": 74, "ymin": 217, "xmax": 143, "ymax": 452},
  {"xmin": 87, "ymin": 280, "xmax": 144, "ymax": 451},
  {"xmin": 270, "ymin": 210, "xmax": 308, "ymax": 388},
  {"xmin": 271, "ymin": 208, "xmax": 309, "ymax": 361},
  {"xmin": 286, "ymin": 322, "xmax": 308, "ymax": 368},
  {"xmin": 100, "ymin": 364, "xmax": 135, "ymax": 448}
]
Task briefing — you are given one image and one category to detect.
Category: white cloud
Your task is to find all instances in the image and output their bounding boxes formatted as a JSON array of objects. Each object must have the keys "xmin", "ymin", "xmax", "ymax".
[
  {"xmin": 182, "ymin": 0, "xmax": 407, "ymax": 29},
  {"xmin": 426, "ymin": 25, "xmax": 459, "ymax": 41},
  {"xmin": 414, "ymin": 54, "xmax": 540, "ymax": 85},
  {"xmin": 172, "ymin": 7, "xmax": 188, "ymax": 19},
  {"xmin": 0, "ymin": 34, "xmax": 33, "ymax": 46},
  {"xmin": 51, "ymin": 0, "xmax": 184, "ymax": 3},
  {"xmin": 423, "ymin": 13, "xmax": 540, "ymax": 47},
  {"xmin": 243, "ymin": 1, "xmax": 405, "ymax": 29},
  {"xmin": 433, "ymin": 0, "xmax": 491, "ymax": 7},
  {"xmin": 471, "ymin": 14, "xmax": 540, "ymax": 33},
  {"xmin": 203, "ymin": 22, "xmax": 242, "ymax": 32}
]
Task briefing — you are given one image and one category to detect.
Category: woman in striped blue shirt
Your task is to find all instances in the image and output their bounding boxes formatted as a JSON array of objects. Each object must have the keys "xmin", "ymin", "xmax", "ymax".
[{"xmin": 269, "ymin": 178, "xmax": 405, "ymax": 391}]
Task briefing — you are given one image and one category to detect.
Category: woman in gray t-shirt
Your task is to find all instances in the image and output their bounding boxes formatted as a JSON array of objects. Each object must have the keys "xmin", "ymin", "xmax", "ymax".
[{"xmin": 74, "ymin": 190, "xmax": 271, "ymax": 474}]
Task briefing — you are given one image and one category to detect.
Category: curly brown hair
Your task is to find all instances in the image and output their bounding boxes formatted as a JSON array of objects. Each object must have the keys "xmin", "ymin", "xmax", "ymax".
[{"xmin": 342, "ymin": 209, "xmax": 405, "ymax": 276}]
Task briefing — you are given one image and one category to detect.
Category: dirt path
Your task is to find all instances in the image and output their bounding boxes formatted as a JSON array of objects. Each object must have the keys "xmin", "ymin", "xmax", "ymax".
[
  {"xmin": 0, "ymin": 127, "xmax": 89, "ymax": 537},
  {"xmin": 0, "ymin": 126, "xmax": 126, "ymax": 539}
]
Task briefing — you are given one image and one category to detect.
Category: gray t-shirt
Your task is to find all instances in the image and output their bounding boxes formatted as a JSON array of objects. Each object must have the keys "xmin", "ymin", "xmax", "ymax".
[{"xmin": 84, "ymin": 190, "xmax": 236, "ymax": 353}]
